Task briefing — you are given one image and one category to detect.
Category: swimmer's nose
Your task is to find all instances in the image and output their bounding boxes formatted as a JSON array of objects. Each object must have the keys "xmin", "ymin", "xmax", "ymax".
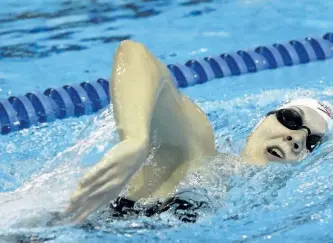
[{"xmin": 284, "ymin": 132, "xmax": 305, "ymax": 153}]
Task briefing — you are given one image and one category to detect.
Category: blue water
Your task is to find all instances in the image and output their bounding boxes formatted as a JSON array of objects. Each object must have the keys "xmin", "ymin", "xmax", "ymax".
[{"xmin": 2, "ymin": 0, "xmax": 333, "ymax": 242}]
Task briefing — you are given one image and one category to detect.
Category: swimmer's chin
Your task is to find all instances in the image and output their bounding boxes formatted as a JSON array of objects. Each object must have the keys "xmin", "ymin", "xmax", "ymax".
[
  {"xmin": 239, "ymin": 155, "xmax": 267, "ymax": 166},
  {"xmin": 240, "ymin": 150, "xmax": 271, "ymax": 166}
]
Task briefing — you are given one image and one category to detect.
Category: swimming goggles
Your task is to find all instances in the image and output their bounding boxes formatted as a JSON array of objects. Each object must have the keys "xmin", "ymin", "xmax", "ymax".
[{"xmin": 267, "ymin": 108, "xmax": 321, "ymax": 152}]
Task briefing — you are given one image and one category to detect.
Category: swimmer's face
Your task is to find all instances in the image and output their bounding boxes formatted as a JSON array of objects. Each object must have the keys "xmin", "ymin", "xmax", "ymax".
[{"xmin": 242, "ymin": 105, "xmax": 327, "ymax": 165}]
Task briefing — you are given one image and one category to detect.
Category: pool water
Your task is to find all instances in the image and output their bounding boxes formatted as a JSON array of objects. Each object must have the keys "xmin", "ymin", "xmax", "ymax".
[{"xmin": 2, "ymin": 0, "xmax": 333, "ymax": 242}]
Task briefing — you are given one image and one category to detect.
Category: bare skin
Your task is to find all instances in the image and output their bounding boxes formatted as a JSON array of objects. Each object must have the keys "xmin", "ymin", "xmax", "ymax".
[
  {"xmin": 242, "ymin": 106, "xmax": 327, "ymax": 164},
  {"xmin": 66, "ymin": 40, "xmax": 217, "ymax": 223},
  {"xmin": 65, "ymin": 41, "xmax": 328, "ymax": 223}
]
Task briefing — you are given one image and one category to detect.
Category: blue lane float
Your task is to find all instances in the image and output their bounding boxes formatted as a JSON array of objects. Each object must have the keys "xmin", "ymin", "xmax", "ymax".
[{"xmin": 1, "ymin": 32, "xmax": 333, "ymax": 135}]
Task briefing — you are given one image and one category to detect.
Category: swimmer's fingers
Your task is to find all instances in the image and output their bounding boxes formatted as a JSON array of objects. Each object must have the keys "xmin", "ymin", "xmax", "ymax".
[
  {"xmin": 68, "ymin": 180, "xmax": 127, "ymax": 223},
  {"xmin": 68, "ymin": 181, "xmax": 105, "ymax": 211},
  {"xmin": 78, "ymin": 140, "xmax": 146, "ymax": 188},
  {"xmin": 78, "ymin": 153, "xmax": 117, "ymax": 188},
  {"xmin": 67, "ymin": 171, "xmax": 126, "ymax": 214},
  {"xmin": 66, "ymin": 140, "xmax": 148, "ymax": 222},
  {"xmin": 81, "ymin": 178, "xmax": 127, "ymax": 205},
  {"xmin": 65, "ymin": 166, "xmax": 113, "ymax": 214},
  {"xmin": 68, "ymin": 178, "xmax": 126, "ymax": 217},
  {"xmin": 71, "ymin": 195, "xmax": 109, "ymax": 224}
]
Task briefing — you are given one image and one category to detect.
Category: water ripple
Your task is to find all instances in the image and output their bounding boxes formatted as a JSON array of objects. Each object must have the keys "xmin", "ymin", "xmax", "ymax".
[{"xmin": 0, "ymin": 1, "xmax": 170, "ymax": 60}]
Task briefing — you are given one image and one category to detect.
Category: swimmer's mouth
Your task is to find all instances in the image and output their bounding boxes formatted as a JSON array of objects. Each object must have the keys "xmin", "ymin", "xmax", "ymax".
[{"xmin": 267, "ymin": 147, "xmax": 284, "ymax": 160}]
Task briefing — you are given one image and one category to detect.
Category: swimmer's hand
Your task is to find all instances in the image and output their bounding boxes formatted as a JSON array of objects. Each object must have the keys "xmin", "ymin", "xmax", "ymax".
[{"xmin": 66, "ymin": 139, "xmax": 148, "ymax": 223}]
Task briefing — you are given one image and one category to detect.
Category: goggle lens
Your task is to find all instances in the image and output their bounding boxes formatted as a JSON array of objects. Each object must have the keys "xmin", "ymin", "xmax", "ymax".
[
  {"xmin": 276, "ymin": 109, "xmax": 303, "ymax": 130},
  {"xmin": 270, "ymin": 109, "xmax": 322, "ymax": 152},
  {"xmin": 306, "ymin": 134, "xmax": 321, "ymax": 152}
]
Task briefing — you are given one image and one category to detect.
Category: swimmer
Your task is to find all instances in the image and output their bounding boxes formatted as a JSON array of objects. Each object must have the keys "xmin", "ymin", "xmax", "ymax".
[{"xmin": 65, "ymin": 40, "xmax": 333, "ymax": 223}]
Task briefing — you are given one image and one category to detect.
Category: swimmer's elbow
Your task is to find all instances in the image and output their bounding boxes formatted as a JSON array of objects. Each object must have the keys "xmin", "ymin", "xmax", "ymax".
[{"xmin": 118, "ymin": 40, "xmax": 148, "ymax": 55}]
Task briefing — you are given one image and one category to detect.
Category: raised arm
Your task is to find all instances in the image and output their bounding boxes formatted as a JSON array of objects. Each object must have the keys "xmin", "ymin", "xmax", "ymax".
[{"xmin": 66, "ymin": 40, "xmax": 170, "ymax": 223}]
